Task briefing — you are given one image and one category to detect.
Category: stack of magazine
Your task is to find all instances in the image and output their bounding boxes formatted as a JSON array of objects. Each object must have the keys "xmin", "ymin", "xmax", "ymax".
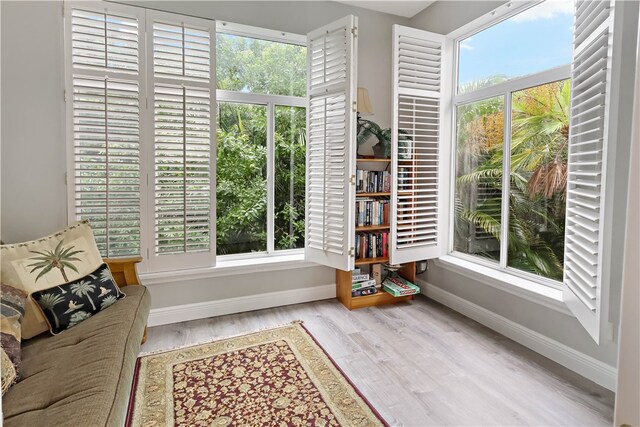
[
  {"xmin": 351, "ymin": 267, "xmax": 420, "ymax": 298},
  {"xmin": 382, "ymin": 273, "xmax": 420, "ymax": 297},
  {"xmin": 351, "ymin": 269, "xmax": 378, "ymax": 297}
]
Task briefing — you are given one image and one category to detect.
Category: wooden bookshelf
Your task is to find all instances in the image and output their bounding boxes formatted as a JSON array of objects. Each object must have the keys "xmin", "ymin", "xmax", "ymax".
[
  {"xmin": 336, "ymin": 262, "xmax": 416, "ymax": 310},
  {"xmin": 338, "ymin": 144, "xmax": 418, "ymax": 310}
]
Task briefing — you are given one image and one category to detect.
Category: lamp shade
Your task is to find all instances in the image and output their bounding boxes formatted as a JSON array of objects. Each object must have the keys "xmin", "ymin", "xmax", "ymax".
[{"xmin": 357, "ymin": 87, "xmax": 374, "ymax": 116}]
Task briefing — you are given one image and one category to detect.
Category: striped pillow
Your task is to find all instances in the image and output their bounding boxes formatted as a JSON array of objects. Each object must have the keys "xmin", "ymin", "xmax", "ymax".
[{"xmin": 1, "ymin": 282, "xmax": 27, "ymax": 387}]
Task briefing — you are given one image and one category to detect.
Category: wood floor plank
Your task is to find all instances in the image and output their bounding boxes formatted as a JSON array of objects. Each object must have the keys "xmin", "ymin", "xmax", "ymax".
[{"xmin": 142, "ymin": 295, "xmax": 614, "ymax": 426}]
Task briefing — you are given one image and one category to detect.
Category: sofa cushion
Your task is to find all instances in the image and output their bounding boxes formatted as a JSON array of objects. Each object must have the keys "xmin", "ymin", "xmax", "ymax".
[
  {"xmin": 2, "ymin": 285, "xmax": 150, "ymax": 427},
  {"xmin": 0, "ymin": 221, "xmax": 104, "ymax": 338},
  {"xmin": 32, "ymin": 263, "xmax": 125, "ymax": 335}
]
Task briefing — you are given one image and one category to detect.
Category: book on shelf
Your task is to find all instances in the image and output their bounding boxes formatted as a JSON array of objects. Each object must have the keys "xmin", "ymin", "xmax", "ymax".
[
  {"xmin": 352, "ymin": 286, "xmax": 377, "ymax": 297},
  {"xmin": 356, "ymin": 199, "xmax": 389, "ymax": 227},
  {"xmin": 398, "ymin": 167, "xmax": 411, "ymax": 191},
  {"xmin": 382, "ymin": 274, "xmax": 420, "ymax": 297},
  {"xmin": 355, "ymin": 232, "xmax": 389, "ymax": 260},
  {"xmin": 352, "ymin": 278, "xmax": 377, "ymax": 290},
  {"xmin": 355, "ymin": 170, "xmax": 391, "ymax": 193},
  {"xmin": 352, "ymin": 274, "xmax": 370, "ymax": 283}
]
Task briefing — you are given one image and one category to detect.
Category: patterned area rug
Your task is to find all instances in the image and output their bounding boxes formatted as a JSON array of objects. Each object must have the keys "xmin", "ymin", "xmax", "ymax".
[{"xmin": 126, "ymin": 322, "xmax": 386, "ymax": 427}]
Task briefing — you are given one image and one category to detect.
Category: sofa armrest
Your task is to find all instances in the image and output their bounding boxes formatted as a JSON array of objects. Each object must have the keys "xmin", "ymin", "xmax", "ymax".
[
  {"xmin": 104, "ymin": 257, "xmax": 142, "ymax": 287},
  {"xmin": 104, "ymin": 257, "xmax": 147, "ymax": 343}
]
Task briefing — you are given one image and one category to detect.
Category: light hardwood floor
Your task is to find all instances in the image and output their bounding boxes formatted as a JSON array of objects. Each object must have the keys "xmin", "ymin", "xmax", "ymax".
[{"xmin": 143, "ymin": 295, "xmax": 614, "ymax": 426}]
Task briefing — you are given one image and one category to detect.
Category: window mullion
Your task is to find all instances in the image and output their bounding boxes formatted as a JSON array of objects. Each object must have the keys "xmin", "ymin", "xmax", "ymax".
[
  {"xmin": 499, "ymin": 92, "xmax": 512, "ymax": 269},
  {"xmin": 267, "ymin": 102, "xmax": 275, "ymax": 253}
]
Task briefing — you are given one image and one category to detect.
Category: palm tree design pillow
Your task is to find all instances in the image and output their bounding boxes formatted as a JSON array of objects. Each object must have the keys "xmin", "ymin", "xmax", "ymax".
[
  {"xmin": 31, "ymin": 263, "xmax": 125, "ymax": 335},
  {"xmin": 0, "ymin": 221, "xmax": 104, "ymax": 338}
]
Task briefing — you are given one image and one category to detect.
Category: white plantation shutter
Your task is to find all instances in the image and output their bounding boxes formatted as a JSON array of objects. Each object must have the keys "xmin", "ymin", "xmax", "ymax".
[
  {"xmin": 153, "ymin": 22, "xmax": 211, "ymax": 81},
  {"xmin": 146, "ymin": 10, "xmax": 215, "ymax": 272},
  {"xmin": 70, "ymin": 8, "xmax": 139, "ymax": 73},
  {"xmin": 390, "ymin": 25, "xmax": 449, "ymax": 264},
  {"xmin": 65, "ymin": 3, "xmax": 145, "ymax": 258},
  {"xmin": 305, "ymin": 16, "xmax": 358, "ymax": 271},
  {"xmin": 563, "ymin": 0, "xmax": 615, "ymax": 343}
]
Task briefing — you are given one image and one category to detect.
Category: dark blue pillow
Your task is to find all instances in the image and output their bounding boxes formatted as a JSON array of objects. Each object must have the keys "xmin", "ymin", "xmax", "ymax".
[{"xmin": 32, "ymin": 263, "xmax": 125, "ymax": 335}]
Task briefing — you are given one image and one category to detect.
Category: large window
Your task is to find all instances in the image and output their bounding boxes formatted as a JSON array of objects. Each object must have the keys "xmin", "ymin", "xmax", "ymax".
[
  {"xmin": 66, "ymin": 4, "xmax": 307, "ymax": 273},
  {"xmin": 453, "ymin": 0, "xmax": 573, "ymax": 284},
  {"xmin": 215, "ymin": 28, "xmax": 306, "ymax": 256}
]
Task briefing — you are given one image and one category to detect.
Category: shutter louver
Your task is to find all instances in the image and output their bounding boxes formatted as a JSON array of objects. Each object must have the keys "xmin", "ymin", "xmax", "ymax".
[
  {"xmin": 154, "ymin": 84, "xmax": 211, "ymax": 255},
  {"xmin": 563, "ymin": 0, "xmax": 614, "ymax": 343},
  {"xmin": 305, "ymin": 16, "xmax": 357, "ymax": 271},
  {"xmin": 147, "ymin": 10, "xmax": 216, "ymax": 271},
  {"xmin": 73, "ymin": 77, "xmax": 141, "ymax": 257},
  {"xmin": 391, "ymin": 26, "xmax": 448, "ymax": 264},
  {"xmin": 71, "ymin": 9, "xmax": 139, "ymax": 73}
]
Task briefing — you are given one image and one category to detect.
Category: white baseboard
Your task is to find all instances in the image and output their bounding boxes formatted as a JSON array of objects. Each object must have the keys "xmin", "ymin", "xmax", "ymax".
[
  {"xmin": 418, "ymin": 279, "xmax": 617, "ymax": 391},
  {"xmin": 148, "ymin": 284, "xmax": 336, "ymax": 327}
]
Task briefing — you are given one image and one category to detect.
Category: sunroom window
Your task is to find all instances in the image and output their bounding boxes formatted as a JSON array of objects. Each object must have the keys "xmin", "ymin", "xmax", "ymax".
[
  {"xmin": 453, "ymin": 0, "xmax": 574, "ymax": 284},
  {"xmin": 216, "ymin": 29, "xmax": 306, "ymax": 256}
]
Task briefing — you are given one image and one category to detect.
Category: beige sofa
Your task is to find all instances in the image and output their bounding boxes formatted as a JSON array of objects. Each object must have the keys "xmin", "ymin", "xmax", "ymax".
[{"xmin": 2, "ymin": 258, "xmax": 151, "ymax": 427}]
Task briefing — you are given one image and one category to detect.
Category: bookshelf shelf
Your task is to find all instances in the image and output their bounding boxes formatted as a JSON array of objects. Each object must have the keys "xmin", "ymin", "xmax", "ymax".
[
  {"xmin": 356, "ymin": 158, "xmax": 391, "ymax": 162},
  {"xmin": 354, "ymin": 256, "xmax": 389, "ymax": 266},
  {"xmin": 349, "ymin": 291, "xmax": 413, "ymax": 310},
  {"xmin": 356, "ymin": 192, "xmax": 390, "ymax": 197},
  {"xmin": 355, "ymin": 225, "xmax": 390, "ymax": 232}
]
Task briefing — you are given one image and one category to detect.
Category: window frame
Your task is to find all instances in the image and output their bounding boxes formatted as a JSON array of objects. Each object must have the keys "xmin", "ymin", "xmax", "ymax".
[
  {"xmin": 446, "ymin": 0, "xmax": 573, "ymax": 290},
  {"xmin": 215, "ymin": 22, "xmax": 308, "ymax": 259}
]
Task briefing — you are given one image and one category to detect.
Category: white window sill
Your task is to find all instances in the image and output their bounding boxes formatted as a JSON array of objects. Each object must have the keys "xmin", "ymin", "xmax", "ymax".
[
  {"xmin": 432, "ymin": 255, "xmax": 571, "ymax": 316},
  {"xmin": 140, "ymin": 252, "xmax": 320, "ymax": 285}
]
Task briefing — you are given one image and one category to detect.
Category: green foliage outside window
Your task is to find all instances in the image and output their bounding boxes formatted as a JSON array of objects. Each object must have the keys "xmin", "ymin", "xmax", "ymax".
[
  {"xmin": 455, "ymin": 79, "xmax": 570, "ymax": 280},
  {"xmin": 216, "ymin": 34, "xmax": 306, "ymax": 255}
]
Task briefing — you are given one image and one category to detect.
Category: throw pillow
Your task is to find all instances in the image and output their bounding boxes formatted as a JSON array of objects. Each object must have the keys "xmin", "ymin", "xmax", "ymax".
[
  {"xmin": 0, "ymin": 283, "xmax": 27, "ymax": 377},
  {"xmin": 0, "ymin": 221, "xmax": 103, "ymax": 339},
  {"xmin": 32, "ymin": 263, "xmax": 125, "ymax": 335},
  {"xmin": 1, "ymin": 348, "xmax": 16, "ymax": 395}
]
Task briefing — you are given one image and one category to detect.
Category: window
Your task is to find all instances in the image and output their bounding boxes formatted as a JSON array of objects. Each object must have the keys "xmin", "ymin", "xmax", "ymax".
[
  {"xmin": 216, "ymin": 27, "xmax": 306, "ymax": 256},
  {"xmin": 66, "ymin": 4, "xmax": 305, "ymax": 272},
  {"xmin": 453, "ymin": 0, "xmax": 573, "ymax": 284},
  {"xmin": 452, "ymin": 0, "xmax": 627, "ymax": 343},
  {"xmin": 454, "ymin": 96, "xmax": 504, "ymax": 263}
]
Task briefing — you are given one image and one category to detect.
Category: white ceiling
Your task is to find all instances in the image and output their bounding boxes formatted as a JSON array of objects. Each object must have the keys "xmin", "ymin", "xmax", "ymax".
[{"xmin": 334, "ymin": 1, "xmax": 436, "ymax": 18}]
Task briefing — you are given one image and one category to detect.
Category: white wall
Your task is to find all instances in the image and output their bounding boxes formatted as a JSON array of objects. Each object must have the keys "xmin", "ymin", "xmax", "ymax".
[
  {"xmin": 1, "ymin": 1, "xmax": 67, "ymax": 243},
  {"xmin": 0, "ymin": 0, "xmax": 409, "ymax": 311},
  {"xmin": 412, "ymin": 0, "xmax": 639, "ymax": 375},
  {"xmin": 614, "ymin": 18, "xmax": 640, "ymax": 425}
]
